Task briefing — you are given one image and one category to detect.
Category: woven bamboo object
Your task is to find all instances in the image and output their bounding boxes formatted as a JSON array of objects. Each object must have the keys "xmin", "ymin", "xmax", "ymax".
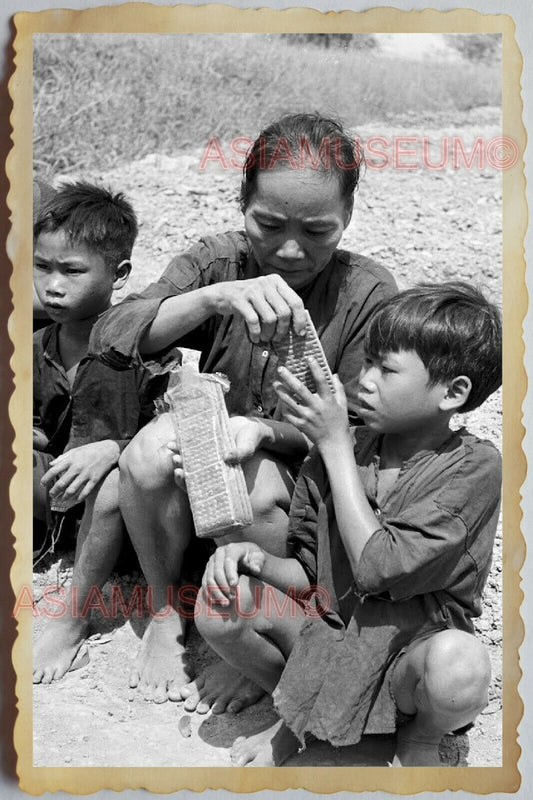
[
  {"xmin": 165, "ymin": 367, "xmax": 253, "ymax": 538},
  {"xmin": 273, "ymin": 310, "xmax": 335, "ymax": 393}
]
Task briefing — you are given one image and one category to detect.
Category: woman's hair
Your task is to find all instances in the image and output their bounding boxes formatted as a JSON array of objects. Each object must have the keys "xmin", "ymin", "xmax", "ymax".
[
  {"xmin": 34, "ymin": 180, "xmax": 138, "ymax": 269},
  {"xmin": 239, "ymin": 112, "xmax": 362, "ymax": 212},
  {"xmin": 364, "ymin": 281, "xmax": 502, "ymax": 413}
]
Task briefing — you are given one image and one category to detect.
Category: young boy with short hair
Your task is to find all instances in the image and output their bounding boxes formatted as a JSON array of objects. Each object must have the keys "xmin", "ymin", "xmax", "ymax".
[
  {"xmin": 192, "ymin": 282, "xmax": 502, "ymax": 767},
  {"xmin": 33, "ymin": 181, "xmax": 171, "ymax": 683}
]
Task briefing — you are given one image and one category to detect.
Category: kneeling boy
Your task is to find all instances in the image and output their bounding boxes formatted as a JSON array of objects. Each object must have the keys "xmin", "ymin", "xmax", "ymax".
[{"xmin": 192, "ymin": 282, "xmax": 502, "ymax": 767}]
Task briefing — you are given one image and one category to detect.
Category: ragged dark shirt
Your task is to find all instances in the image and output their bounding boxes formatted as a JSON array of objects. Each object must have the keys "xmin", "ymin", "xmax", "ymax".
[
  {"xmin": 89, "ymin": 231, "xmax": 397, "ymax": 424},
  {"xmin": 33, "ymin": 323, "xmax": 171, "ymax": 458},
  {"xmin": 274, "ymin": 426, "xmax": 502, "ymax": 746}
]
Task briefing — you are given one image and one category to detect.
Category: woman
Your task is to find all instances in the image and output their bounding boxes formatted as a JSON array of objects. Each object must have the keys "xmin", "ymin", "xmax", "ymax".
[{"xmin": 91, "ymin": 112, "xmax": 397, "ymax": 708}]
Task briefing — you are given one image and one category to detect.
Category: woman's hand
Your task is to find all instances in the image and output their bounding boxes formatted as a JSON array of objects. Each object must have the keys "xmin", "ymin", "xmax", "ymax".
[
  {"xmin": 209, "ymin": 274, "xmax": 308, "ymax": 344},
  {"xmin": 274, "ymin": 358, "xmax": 351, "ymax": 453},
  {"xmin": 41, "ymin": 440, "xmax": 120, "ymax": 505},
  {"xmin": 201, "ymin": 542, "xmax": 266, "ymax": 606},
  {"xmin": 167, "ymin": 440, "xmax": 187, "ymax": 491},
  {"xmin": 226, "ymin": 415, "xmax": 271, "ymax": 464}
]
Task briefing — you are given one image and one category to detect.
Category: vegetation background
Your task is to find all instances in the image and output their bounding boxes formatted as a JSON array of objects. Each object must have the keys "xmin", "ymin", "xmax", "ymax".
[{"xmin": 33, "ymin": 32, "xmax": 501, "ymax": 175}]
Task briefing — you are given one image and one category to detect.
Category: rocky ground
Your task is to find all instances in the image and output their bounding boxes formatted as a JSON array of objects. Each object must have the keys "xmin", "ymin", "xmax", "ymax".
[{"xmin": 33, "ymin": 109, "xmax": 503, "ymax": 769}]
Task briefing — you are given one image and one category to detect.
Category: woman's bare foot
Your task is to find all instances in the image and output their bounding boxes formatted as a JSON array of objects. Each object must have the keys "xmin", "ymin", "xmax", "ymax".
[
  {"xmin": 173, "ymin": 658, "xmax": 265, "ymax": 714},
  {"xmin": 230, "ymin": 719, "xmax": 300, "ymax": 766},
  {"xmin": 33, "ymin": 615, "xmax": 89, "ymax": 684},
  {"xmin": 128, "ymin": 607, "xmax": 191, "ymax": 703}
]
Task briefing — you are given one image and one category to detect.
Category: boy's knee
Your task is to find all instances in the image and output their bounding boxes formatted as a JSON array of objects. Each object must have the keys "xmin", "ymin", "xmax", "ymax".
[
  {"xmin": 423, "ymin": 630, "xmax": 491, "ymax": 712},
  {"xmin": 195, "ymin": 575, "xmax": 259, "ymax": 643},
  {"xmin": 92, "ymin": 468, "xmax": 121, "ymax": 515}
]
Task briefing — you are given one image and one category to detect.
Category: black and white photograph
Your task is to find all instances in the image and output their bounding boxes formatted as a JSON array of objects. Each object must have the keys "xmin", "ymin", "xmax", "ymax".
[{"xmin": 6, "ymin": 6, "xmax": 526, "ymax": 793}]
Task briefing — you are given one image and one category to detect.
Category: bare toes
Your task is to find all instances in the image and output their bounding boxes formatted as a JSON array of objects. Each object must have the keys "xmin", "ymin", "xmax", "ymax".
[
  {"xmin": 167, "ymin": 684, "xmax": 184, "ymax": 703},
  {"xmin": 153, "ymin": 684, "xmax": 168, "ymax": 704},
  {"xmin": 128, "ymin": 671, "xmax": 140, "ymax": 688},
  {"xmin": 180, "ymin": 677, "xmax": 204, "ymax": 699},
  {"xmin": 183, "ymin": 692, "xmax": 203, "ymax": 712},
  {"xmin": 211, "ymin": 696, "xmax": 231, "ymax": 715},
  {"xmin": 195, "ymin": 696, "xmax": 216, "ymax": 715}
]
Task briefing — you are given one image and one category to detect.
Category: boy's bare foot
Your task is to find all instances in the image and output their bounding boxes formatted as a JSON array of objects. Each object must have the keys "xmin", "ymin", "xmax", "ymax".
[
  {"xmin": 230, "ymin": 720, "xmax": 300, "ymax": 766},
  {"xmin": 33, "ymin": 616, "xmax": 90, "ymax": 684},
  {"xmin": 129, "ymin": 607, "xmax": 191, "ymax": 703},
  {"xmin": 391, "ymin": 726, "xmax": 442, "ymax": 766},
  {"xmin": 173, "ymin": 659, "xmax": 265, "ymax": 714}
]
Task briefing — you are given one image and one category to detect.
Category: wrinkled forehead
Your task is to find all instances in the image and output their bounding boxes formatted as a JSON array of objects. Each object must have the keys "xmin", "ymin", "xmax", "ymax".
[{"xmin": 251, "ymin": 165, "xmax": 348, "ymax": 214}]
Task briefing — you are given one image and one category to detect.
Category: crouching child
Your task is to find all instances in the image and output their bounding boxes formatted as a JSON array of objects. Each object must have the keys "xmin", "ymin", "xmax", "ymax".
[{"xmin": 192, "ymin": 281, "xmax": 502, "ymax": 767}]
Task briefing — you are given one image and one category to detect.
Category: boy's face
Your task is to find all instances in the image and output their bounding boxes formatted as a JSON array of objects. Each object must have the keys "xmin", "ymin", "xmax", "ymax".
[
  {"xmin": 354, "ymin": 349, "xmax": 449, "ymax": 434},
  {"xmin": 33, "ymin": 230, "xmax": 116, "ymax": 323}
]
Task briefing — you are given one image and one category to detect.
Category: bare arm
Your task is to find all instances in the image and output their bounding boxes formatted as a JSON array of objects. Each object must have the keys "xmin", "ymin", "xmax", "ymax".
[
  {"xmin": 227, "ymin": 415, "xmax": 310, "ymax": 463},
  {"xmin": 275, "ymin": 361, "xmax": 381, "ymax": 575},
  {"xmin": 201, "ymin": 541, "xmax": 310, "ymax": 606},
  {"xmin": 140, "ymin": 274, "xmax": 308, "ymax": 354}
]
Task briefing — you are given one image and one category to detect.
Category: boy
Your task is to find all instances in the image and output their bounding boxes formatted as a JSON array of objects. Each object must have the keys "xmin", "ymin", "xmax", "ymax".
[
  {"xmin": 33, "ymin": 181, "xmax": 171, "ymax": 683},
  {"xmin": 190, "ymin": 282, "xmax": 502, "ymax": 767}
]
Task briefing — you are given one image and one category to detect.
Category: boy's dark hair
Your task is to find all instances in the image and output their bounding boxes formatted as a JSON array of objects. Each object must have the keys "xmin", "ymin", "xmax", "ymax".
[
  {"xmin": 364, "ymin": 281, "xmax": 502, "ymax": 413},
  {"xmin": 240, "ymin": 112, "xmax": 362, "ymax": 212},
  {"xmin": 34, "ymin": 180, "xmax": 138, "ymax": 268}
]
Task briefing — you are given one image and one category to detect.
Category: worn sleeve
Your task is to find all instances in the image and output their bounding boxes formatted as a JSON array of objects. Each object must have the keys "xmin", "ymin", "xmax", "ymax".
[
  {"xmin": 32, "ymin": 333, "xmax": 48, "ymax": 441},
  {"xmin": 89, "ymin": 235, "xmax": 238, "ymax": 371},
  {"xmin": 336, "ymin": 266, "xmax": 397, "ymax": 425},
  {"xmin": 286, "ymin": 450, "xmax": 329, "ymax": 584},
  {"xmin": 353, "ymin": 442, "xmax": 502, "ymax": 600}
]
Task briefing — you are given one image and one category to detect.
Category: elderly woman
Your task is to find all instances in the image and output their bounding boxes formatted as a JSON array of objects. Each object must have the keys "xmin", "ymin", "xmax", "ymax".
[{"xmin": 91, "ymin": 112, "xmax": 397, "ymax": 708}]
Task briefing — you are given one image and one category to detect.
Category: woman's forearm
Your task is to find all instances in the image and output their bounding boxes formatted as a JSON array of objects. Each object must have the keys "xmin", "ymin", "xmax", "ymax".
[
  {"xmin": 139, "ymin": 285, "xmax": 219, "ymax": 354},
  {"xmin": 258, "ymin": 418, "xmax": 311, "ymax": 461}
]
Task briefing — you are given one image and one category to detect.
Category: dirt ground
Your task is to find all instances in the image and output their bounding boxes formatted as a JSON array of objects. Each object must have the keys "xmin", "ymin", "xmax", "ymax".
[{"xmin": 33, "ymin": 108, "xmax": 503, "ymax": 768}]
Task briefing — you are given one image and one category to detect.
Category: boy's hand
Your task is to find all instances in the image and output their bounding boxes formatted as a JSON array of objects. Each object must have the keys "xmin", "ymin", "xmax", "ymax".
[
  {"xmin": 41, "ymin": 440, "xmax": 120, "ymax": 506},
  {"xmin": 201, "ymin": 542, "xmax": 266, "ymax": 606},
  {"xmin": 33, "ymin": 428, "xmax": 49, "ymax": 451},
  {"xmin": 274, "ymin": 359, "xmax": 350, "ymax": 451}
]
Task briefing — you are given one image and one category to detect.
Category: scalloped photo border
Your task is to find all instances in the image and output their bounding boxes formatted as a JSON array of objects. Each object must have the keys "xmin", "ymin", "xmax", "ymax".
[{"xmin": 6, "ymin": 3, "xmax": 526, "ymax": 794}]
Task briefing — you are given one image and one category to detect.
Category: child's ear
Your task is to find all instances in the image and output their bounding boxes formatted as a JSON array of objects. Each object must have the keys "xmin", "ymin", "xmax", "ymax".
[
  {"xmin": 112, "ymin": 259, "xmax": 132, "ymax": 291},
  {"xmin": 440, "ymin": 375, "xmax": 472, "ymax": 412},
  {"xmin": 343, "ymin": 198, "xmax": 354, "ymax": 229}
]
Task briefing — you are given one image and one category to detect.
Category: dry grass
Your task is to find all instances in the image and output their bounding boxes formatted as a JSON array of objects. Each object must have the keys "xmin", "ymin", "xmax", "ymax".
[{"xmin": 33, "ymin": 33, "xmax": 501, "ymax": 176}]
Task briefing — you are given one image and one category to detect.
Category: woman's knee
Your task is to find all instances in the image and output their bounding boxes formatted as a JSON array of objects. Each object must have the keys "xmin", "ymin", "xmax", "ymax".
[
  {"xmin": 119, "ymin": 415, "xmax": 175, "ymax": 493},
  {"xmin": 244, "ymin": 452, "xmax": 294, "ymax": 519}
]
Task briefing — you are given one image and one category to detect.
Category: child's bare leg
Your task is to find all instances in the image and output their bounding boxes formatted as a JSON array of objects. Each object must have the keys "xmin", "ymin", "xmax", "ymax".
[
  {"xmin": 196, "ymin": 573, "xmax": 303, "ymax": 764},
  {"xmin": 178, "ymin": 450, "xmax": 295, "ymax": 713},
  {"xmin": 118, "ymin": 413, "xmax": 195, "ymax": 703},
  {"xmin": 391, "ymin": 629, "xmax": 491, "ymax": 766},
  {"xmin": 33, "ymin": 468, "xmax": 123, "ymax": 683}
]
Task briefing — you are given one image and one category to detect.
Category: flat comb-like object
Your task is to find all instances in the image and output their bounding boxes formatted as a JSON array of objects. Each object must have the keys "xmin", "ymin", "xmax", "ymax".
[
  {"xmin": 165, "ymin": 366, "xmax": 253, "ymax": 538},
  {"xmin": 273, "ymin": 310, "xmax": 335, "ymax": 393}
]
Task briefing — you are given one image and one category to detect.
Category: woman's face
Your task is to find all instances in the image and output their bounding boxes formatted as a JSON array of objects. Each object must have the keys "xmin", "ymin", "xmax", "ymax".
[{"xmin": 244, "ymin": 166, "xmax": 352, "ymax": 290}]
